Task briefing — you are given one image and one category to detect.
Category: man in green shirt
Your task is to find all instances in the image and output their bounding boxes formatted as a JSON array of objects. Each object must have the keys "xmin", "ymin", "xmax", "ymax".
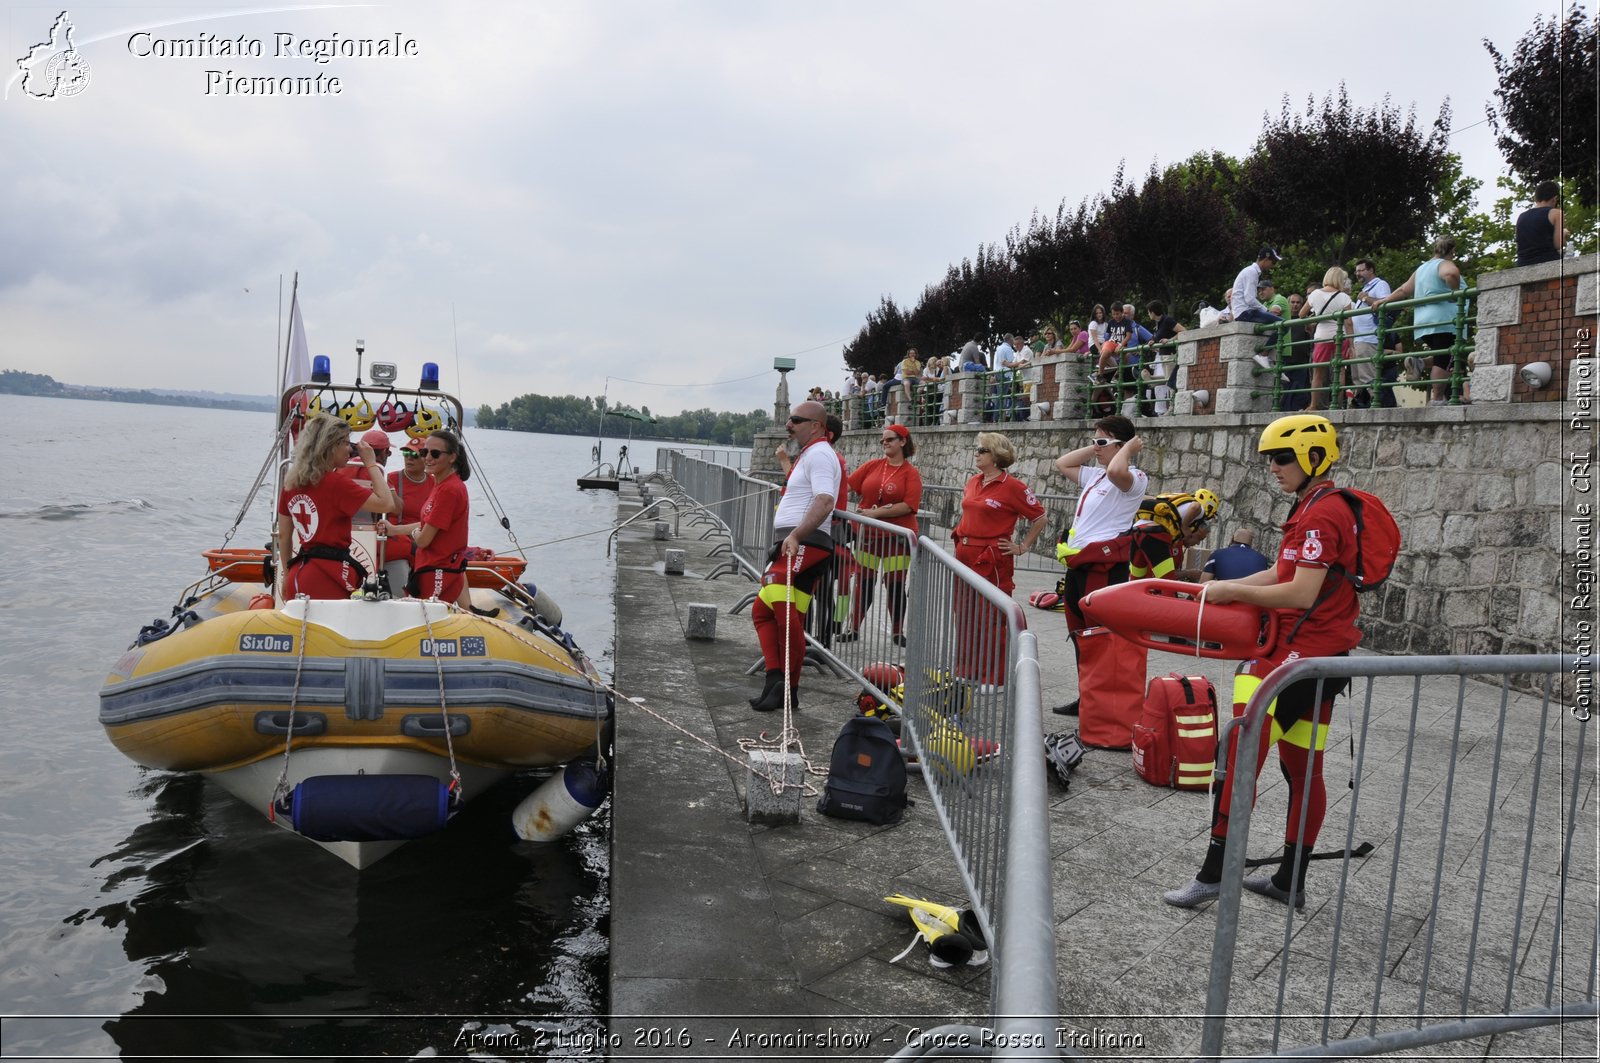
[{"xmin": 1259, "ymin": 279, "xmax": 1291, "ymax": 320}]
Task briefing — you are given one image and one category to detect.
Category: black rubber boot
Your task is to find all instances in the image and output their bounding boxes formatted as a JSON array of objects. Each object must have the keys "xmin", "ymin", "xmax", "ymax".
[
  {"xmin": 1272, "ymin": 841, "xmax": 1310, "ymax": 894},
  {"xmin": 748, "ymin": 670, "xmax": 782, "ymax": 709},
  {"xmin": 752, "ymin": 677, "xmax": 798, "ymax": 714}
]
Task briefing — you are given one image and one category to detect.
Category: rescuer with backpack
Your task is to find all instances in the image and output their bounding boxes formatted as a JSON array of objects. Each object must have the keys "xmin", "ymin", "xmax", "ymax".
[{"xmin": 1164, "ymin": 414, "xmax": 1398, "ymax": 911}]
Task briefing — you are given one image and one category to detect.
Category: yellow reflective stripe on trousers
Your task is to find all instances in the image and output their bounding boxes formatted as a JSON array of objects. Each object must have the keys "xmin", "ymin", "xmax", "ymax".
[
  {"xmin": 852, "ymin": 549, "xmax": 911, "ymax": 573},
  {"xmin": 758, "ymin": 582, "xmax": 814, "ymax": 613},
  {"xmin": 1231, "ymin": 671, "xmax": 1328, "ymax": 751}
]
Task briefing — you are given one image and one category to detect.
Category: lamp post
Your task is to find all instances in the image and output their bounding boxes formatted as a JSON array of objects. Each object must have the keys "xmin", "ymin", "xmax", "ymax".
[{"xmin": 773, "ymin": 356, "xmax": 795, "ymax": 423}]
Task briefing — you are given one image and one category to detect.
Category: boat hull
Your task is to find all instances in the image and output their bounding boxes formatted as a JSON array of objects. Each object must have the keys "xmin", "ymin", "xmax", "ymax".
[{"xmin": 102, "ymin": 592, "xmax": 610, "ymax": 867}]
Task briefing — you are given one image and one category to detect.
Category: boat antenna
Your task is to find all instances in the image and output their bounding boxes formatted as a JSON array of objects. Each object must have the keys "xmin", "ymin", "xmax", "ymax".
[
  {"xmin": 451, "ymin": 302, "xmax": 463, "ymax": 405},
  {"xmin": 273, "ymin": 273, "xmax": 284, "ymax": 400}
]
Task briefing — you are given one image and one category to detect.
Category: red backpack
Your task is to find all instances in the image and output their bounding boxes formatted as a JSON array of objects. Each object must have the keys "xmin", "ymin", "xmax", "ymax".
[
  {"xmin": 1132, "ymin": 674, "xmax": 1218, "ymax": 791},
  {"xmin": 1287, "ymin": 487, "xmax": 1401, "ymax": 642}
]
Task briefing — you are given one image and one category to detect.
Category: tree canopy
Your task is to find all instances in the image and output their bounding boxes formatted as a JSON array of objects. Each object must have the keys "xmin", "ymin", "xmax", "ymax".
[
  {"xmin": 1237, "ymin": 88, "xmax": 1452, "ymax": 271},
  {"xmin": 476, "ymin": 393, "xmax": 769, "ymax": 446},
  {"xmin": 1485, "ymin": 6, "xmax": 1599, "ymax": 208}
]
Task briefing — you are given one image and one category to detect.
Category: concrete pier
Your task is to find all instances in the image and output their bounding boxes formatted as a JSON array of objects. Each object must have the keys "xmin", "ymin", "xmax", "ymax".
[{"xmin": 606, "ymin": 482, "xmax": 1594, "ymax": 1060}]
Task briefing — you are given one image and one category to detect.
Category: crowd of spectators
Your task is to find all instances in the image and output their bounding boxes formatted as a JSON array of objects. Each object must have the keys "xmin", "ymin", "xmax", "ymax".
[{"xmin": 816, "ymin": 223, "xmax": 1504, "ymax": 427}]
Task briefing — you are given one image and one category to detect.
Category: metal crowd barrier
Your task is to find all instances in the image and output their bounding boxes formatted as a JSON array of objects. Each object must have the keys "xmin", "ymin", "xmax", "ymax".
[
  {"xmin": 1203, "ymin": 653, "xmax": 1596, "ymax": 1061},
  {"xmin": 657, "ymin": 453, "xmax": 1060, "ymax": 1059}
]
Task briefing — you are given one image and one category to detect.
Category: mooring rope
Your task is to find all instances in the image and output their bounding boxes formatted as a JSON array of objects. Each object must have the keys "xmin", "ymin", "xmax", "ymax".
[{"xmin": 268, "ymin": 595, "xmax": 313, "ymax": 819}]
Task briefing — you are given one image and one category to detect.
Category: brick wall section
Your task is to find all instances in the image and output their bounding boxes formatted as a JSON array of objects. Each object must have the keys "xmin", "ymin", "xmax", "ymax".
[
  {"xmin": 1495, "ymin": 276, "xmax": 1574, "ymax": 401},
  {"xmin": 1186, "ymin": 335, "xmax": 1223, "ymax": 399}
]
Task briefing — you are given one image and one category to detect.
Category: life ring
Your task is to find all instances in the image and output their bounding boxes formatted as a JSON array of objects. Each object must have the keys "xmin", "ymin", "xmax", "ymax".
[
  {"xmin": 203, "ymin": 547, "xmax": 269, "ymax": 583},
  {"xmin": 464, "ymin": 550, "xmax": 528, "ymax": 588}
]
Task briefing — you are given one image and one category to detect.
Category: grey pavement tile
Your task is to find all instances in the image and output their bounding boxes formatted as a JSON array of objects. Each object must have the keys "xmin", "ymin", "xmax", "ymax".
[
  {"xmin": 805, "ymin": 954, "xmax": 989, "ymax": 1023},
  {"xmin": 772, "ymin": 854, "xmax": 920, "ymax": 914},
  {"xmin": 779, "ymin": 899, "xmax": 906, "ymax": 985},
  {"xmin": 766, "ymin": 879, "xmax": 835, "ymax": 921}
]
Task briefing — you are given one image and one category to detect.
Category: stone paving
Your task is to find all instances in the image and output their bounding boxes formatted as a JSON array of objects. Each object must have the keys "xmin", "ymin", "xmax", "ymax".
[{"xmin": 607, "ymin": 484, "xmax": 1597, "ymax": 1061}]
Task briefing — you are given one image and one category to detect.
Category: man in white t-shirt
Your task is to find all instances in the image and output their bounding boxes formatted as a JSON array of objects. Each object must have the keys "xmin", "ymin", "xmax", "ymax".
[
  {"xmin": 749, "ymin": 399, "xmax": 841, "ymax": 713},
  {"xmin": 1051, "ymin": 414, "xmax": 1148, "ymax": 715},
  {"xmin": 1230, "ymin": 247, "xmax": 1284, "ymax": 325}
]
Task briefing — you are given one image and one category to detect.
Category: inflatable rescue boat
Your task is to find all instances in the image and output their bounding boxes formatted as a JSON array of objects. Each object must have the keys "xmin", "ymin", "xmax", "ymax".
[{"xmin": 100, "ymin": 352, "xmax": 612, "ymax": 868}]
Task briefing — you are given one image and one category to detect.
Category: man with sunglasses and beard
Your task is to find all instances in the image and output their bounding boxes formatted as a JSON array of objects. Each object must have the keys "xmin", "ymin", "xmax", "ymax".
[
  {"xmin": 1164, "ymin": 414, "xmax": 1367, "ymax": 912},
  {"xmin": 749, "ymin": 400, "xmax": 841, "ymax": 713}
]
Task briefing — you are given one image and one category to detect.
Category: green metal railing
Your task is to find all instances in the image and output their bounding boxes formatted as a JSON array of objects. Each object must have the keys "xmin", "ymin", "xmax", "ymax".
[{"xmin": 1251, "ymin": 287, "xmax": 1476, "ymax": 411}]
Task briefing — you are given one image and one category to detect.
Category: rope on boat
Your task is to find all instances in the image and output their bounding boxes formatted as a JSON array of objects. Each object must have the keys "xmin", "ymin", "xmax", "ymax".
[
  {"xmin": 220, "ymin": 418, "xmax": 293, "ymax": 552},
  {"xmin": 419, "ymin": 598, "xmax": 463, "ymax": 799},
  {"xmin": 268, "ymin": 595, "xmax": 313, "ymax": 820},
  {"xmin": 477, "ymin": 606, "xmax": 824, "ymax": 798},
  {"xmin": 458, "ymin": 435, "xmax": 526, "ymax": 560}
]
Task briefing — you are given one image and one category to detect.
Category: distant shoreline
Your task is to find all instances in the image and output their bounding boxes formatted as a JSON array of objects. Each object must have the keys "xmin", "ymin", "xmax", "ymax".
[{"xmin": 1, "ymin": 382, "xmax": 275, "ymax": 413}]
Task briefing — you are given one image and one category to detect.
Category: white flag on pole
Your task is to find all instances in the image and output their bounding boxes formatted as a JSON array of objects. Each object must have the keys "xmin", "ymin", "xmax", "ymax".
[{"xmin": 282, "ymin": 288, "xmax": 311, "ymax": 391}]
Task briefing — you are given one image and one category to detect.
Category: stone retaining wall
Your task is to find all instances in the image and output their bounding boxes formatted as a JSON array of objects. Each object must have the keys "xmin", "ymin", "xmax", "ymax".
[
  {"xmin": 754, "ymin": 256, "xmax": 1594, "ymax": 666},
  {"xmin": 757, "ymin": 403, "xmax": 1579, "ymax": 663}
]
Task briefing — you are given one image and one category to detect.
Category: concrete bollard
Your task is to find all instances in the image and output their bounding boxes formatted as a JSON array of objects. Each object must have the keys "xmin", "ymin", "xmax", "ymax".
[
  {"xmin": 745, "ymin": 750, "xmax": 804, "ymax": 825},
  {"xmin": 664, "ymin": 549, "xmax": 685, "ymax": 575},
  {"xmin": 653, "ymin": 521, "xmax": 670, "ymax": 540},
  {"xmin": 684, "ymin": 603, "xmax": 717, "ymax": 639}
]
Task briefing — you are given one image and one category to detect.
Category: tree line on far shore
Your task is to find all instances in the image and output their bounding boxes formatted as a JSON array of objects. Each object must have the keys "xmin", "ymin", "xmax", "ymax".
[
  {"xmin": 476, "ymin": 393, "xmax": 770, "ymax": 446},
  {"xmin": 0, "ymin": 369, "xmax": 275, "ymax": 412},
  {"xmin": 844, "ymin": 11, "xmax": 1597, "ymax": 378}
]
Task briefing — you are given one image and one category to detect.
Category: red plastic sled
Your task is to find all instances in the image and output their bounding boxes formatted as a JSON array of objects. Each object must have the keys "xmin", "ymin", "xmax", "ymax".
[{"xmin": 1079, "ymin": 579, "xmax": 1278, "ymax": 660}]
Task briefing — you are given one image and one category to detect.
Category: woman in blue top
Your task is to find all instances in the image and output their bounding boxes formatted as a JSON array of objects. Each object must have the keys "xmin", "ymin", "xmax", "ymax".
[{"xmin": 1378, "ymin": 235, "xmax": 1466, "ymax": 406}]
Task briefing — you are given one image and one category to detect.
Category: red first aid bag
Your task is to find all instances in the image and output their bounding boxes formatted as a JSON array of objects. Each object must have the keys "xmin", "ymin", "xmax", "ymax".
[
  {"xmin": 1075, "ymin": 626, "xmax": 1147, "ymax": 750},
  {"xmin": 1132, "ymin": 673, "xmax": 1218, "ymax": 790}
]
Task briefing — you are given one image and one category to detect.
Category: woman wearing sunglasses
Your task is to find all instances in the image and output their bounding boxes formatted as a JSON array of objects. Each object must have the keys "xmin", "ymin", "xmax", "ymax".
[
  {"xmin": 1051, "ymin": 415, "xmax": 1148, "ymax": 719},
  {"xmin": 1164, "ymin": 414, "xmax": 1366, "ymax": 912},
  {"xmin": 949, "ymin": 431, "xmax": 1046, "ymax": 686},
  {"xmin": 380, "ymin": 430, "xmax": 471, "ymax": 603},
  {"xmin": 839, "ymin": 423, "xmax": 923, "ymax": 646}
]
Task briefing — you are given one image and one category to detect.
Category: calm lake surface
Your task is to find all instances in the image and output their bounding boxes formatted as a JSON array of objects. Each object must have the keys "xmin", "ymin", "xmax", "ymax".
[{"xmin": 0, "ymin": 395, "xmax": 656, "ymax": 1059}]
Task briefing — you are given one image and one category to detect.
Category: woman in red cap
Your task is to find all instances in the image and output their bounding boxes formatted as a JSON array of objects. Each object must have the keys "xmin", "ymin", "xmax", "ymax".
[
  {"xmin": 382, "ymin": 438, "xmax": 434, "ymax": 594},
  {"xmin": 840, "ymin": 422, "xmax": 922, "ymax": 645},
  {"xmin": 276, "ymin": 414, "xmax": 398, "ymax": 599}
]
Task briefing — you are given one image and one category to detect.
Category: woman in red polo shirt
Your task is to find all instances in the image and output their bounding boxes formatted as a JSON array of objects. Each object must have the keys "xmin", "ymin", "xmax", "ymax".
[
  {"xmin": 951, "ymin": 431, "xmax": 1046, "ymax": 684},
  {"xmin": 842, "ymin": 423, "xmax": 923, "ymax": 645},
  {"xmin": 276, "ymin": 414, "xmax": 398, "ymax": 600},
  {"xmin": 381, "ymin": 430, "xmax": 470, "ymax": 603}
]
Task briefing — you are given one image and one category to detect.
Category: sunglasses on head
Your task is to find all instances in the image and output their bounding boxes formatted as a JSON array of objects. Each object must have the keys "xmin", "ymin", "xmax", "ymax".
[
  {"xmin": 1267, "ymin": 450, "xmax": 1299, "ymax": 466},
  {"xmin": 787, "ymin": 415, "xmax": 817, "ymax": 425},
  {"xmin": 1091, "ymin": 437, "xmax": 1119, "ymax": 447},
  {"xmin": 976, "ymin": 446, "xmax": 992, "ymax": 454},
  {"xmin": 418, "ymin": 447, "xmax": 450, "ymax": 459}
]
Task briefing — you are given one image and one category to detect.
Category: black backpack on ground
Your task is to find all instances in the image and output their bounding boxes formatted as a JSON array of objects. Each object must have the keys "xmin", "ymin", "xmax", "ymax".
[{"xmin": 816, "ymin": 715, "xmax": 908, "ymax": 825}]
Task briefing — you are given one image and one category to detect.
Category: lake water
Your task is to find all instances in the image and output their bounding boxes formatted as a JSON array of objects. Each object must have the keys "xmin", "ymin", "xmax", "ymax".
[{"xmin": 0, "ymin": 396, "xmax": 655, "ymax": 1059}]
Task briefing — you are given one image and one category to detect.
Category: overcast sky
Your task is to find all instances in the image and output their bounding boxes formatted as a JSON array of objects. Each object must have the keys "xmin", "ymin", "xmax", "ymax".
[{"xmin": 1, "ymin": 1, "xmax": 1556, "ymax": 416}]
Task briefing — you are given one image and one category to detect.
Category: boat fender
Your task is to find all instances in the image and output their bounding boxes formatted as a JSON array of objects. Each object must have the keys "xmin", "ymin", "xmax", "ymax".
[
  {"xmin": 512, "ymin": 760, "xmax": 609, "ymax": 842},
  {"xmin": 286, "ymin": 774, "xmax": 454, "ymax": 842},
  {"xmin": 247, "ymin": 593, "xmax": 275, "ymax": 610},
  {"xmin": 518, "ymin": 581, "xmax": 564, "ymax": 627}
]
